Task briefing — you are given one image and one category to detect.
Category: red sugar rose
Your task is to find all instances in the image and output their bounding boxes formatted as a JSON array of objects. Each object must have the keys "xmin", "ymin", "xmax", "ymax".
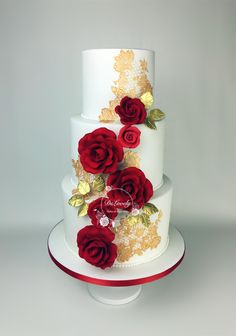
[
  {"xmin": 118, "ymin": 125, "xmax": 141, "ymax": 148},
  {"xmin": 78, "ymin": 127, "xmax": 124, "ymax": 174},
  {"xmin": 88, "ymin": 197, "xmax": 118, "ymax": 227},
  {"xmin": 107, "ymin": 167, "xmax": 153, "ymax": 211},
  {"xmin": 115, "ymin": 96, "xmax": 147, "ymax": 125},
  {"xmin": 77, "ymin": 225, "xmax": 117, "ymax": 269}
]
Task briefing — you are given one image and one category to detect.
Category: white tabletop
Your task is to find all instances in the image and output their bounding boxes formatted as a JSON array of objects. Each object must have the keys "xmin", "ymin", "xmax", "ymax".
[{"xmin": 0, "ymin": 222, "xmax": 235, "ymax": 336}]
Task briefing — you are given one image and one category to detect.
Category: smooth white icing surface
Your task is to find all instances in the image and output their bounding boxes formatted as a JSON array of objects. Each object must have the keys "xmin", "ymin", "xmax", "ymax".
[
  {"xmin": 62, "ymin": 174, "xmax": 173, "ymax": 267},
  {"xmin": 82, "ymin": 49, "xmax": 155, "ymax": 120},
  {"xmin": 70, "ymin": 115, "xmax": 165, "ymax": 190}
]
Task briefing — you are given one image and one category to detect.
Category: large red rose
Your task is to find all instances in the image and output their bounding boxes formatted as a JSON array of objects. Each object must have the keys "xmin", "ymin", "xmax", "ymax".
[
  {"xmin": 118, "ymin": 125, "xmax": 141, "ymax": 148},
  {"xmin": 78, "ymin": 127, "xmax": 124, "ymax": 174},
  {"xmin": 107, "ymin": 167, "xmax": 153, "ymax": 211},
  {"xmin": 88, "ymin": 197, "xmax": 118, "ymax": 227},
  {"xmin": 77, "ymin": 226, "xmax": 117, "ymax": 269},
  {"xmin": 115, "ymin": 96, "xmax": 147, "ymax": 125}
]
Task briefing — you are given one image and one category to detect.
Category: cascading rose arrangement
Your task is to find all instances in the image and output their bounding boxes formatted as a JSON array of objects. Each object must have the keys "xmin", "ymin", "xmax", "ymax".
[{"xmin": 69, "ymin": 90, "xmax": 165, "ymax": 269}]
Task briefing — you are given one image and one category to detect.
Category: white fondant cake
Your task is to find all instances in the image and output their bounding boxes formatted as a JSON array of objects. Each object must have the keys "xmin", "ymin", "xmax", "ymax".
[{"xmin": 62, "ymin": 48, "xmax": 173, "ymax": 269}]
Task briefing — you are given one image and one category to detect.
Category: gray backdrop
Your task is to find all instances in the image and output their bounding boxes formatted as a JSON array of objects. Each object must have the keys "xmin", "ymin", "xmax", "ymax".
[{"xmin": 0, "ymin": 1, "xmax": 236, "ymax": 335}]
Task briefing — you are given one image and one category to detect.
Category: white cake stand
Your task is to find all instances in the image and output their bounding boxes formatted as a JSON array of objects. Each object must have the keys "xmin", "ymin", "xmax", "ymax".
[{"xmin": 48, "ymin": 221, "xmax": 185, "ymax": 305}]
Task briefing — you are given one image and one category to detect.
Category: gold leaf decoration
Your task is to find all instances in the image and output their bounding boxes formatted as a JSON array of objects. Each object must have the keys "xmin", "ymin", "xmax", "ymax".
[
  {"xmin": 140, "ymin": 213, "xmax": 151, "ymax": 227},
  {"xmin": 99, "ymin": 108, "xmax": 117, "ymax": 123},
  {"xmin": 142, "ymin": 203, "xmax": 159, "ymax": 216},
  {"xmin": 72, "ymin": 188, "xmax": 79, "ymax": 195},
  {"xmin": 113, "ymin": 214, "xmax": 161, "ymax": 263},
  {"xmin": 140, "ymin": 91, "xmax": 153, "ymax": 109},
  {"xmin": 157, "ymin": 209, "xmax": 163, "ymax": 222},
  {"xmin": 114, "ymin": 49, "xmax": 134, "ymax": 72},
  {"xmin": 144, "ymin": 117, "xmax": 157, "ymax": 130},
  {"xmin": 149, "ymin": 109, "xmax": 165, "ymax": 121},
  {"xmin": 72, "ymin": 159, "xmax": 107, "ymax": 202},
  {"xmin": 78, "ymin": 203, "xmax": 88, "ymax": 217},
  {"xmin": 92, "ymin": 175, "xmax": 105, "ymax": 192},
  {"xmin": 136, "ymin": 74, "xmax": 153, "ymax": 94},
  {"xmin": 72, "ymin": 159, "xmax": 82, "ymax": 177},
  {"xmin": 126, "ymin": 89, "xmax": 136, "ymax": 98},
  {"xmin": 78, "ymin": 180, "xmax": 90, "ymax": 195},
  {"xmin": 99, "ymin": 49, "xmax": 153, "ymax": 122},
  {"xmin": 72, "ymin": 159, "xmax": 91, "ymax": 183},
  {"xmin": 123, "ymin": 150, "xmax": 140, "ymax": 168},
  {"xmin": 126, "ymin": 215, "xmax": 140, "ymax": 226},
  {"xmin": 114, "ymin": 72, "xmax": 128, "ymax": 89},
  {"xmin": 140, "ymin": 59, "xmax": 148, "ymax": 72},
  {"xmin": 68, "ymin": 194, "xmax": 84, "ymax": 207}
]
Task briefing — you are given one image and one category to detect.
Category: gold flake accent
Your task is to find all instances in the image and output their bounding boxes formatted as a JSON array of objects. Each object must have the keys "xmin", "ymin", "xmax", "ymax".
[
  {"xmin": 134, "ymin": 74, "xmax": 153, "ymax": 94},
  {"xmin": 72, "ymin": 159, "xmax": 106, "ymax": 200},
  {"xmin": 144, "ymin": 116, "xmax": 157, "ymax": 130},
  {"xmin": 139, "ymin": 213, "xmax": 151, "ymax": 227},
  {"xmin": 123, "ymin": 150, "xmax": 140, "ymax": 168},
  {"xmin": 114, "ymin": 49, "xmax": 134, "ymax": 72},
  {"xmin": 99, "ymin": 108, "xmax": 117, "ymax": 123},
  {"xmin": 140, "ymin": 91, "xmax": 153, "ymax": 109},
  {"xmin": 126, "ymin": 214, "xmax": 140, "ymax": 226},
  {"xmin": 113, "ymin": 213, "xmax": 162, "ymax": 262},
  {"xmin": 126, "ymin": 89, "xmax": 136, "ymax": 98},
  {"xmin": 92, "ymin": 175, "xmax": 105, "ymax": 192},
  {"xmin": 142, "ymin": 203, "xmax": 158, "ymax": 216},
  {"xmin": 140, "ymin": 59, "xmax": 148, "ymax": 72},
  {"xmin": 157, "ymin": 209, "xmax": 163, "ymax": 222},
  {"xmin": 72, "ymin": 159, "xmax": 91, "ymax": 183},
  {"xmin": 98, "ymin": 49, "xmax": 153, "ymax": 122},
  {"xmin": 68, "ymin": 194, "xmax": 84, "ymax": 207},
  {"xmin": 144, "ymin": 108, "xmax": 165, "ymax": 131},
  {"xmin": 78, "ymin": 203, "xmax": 88, "ymax": 217},
  {"xmin": 149, "ymin": 109, "xmax": 165, "ymax": 121},
  {"xmin": 77, "ymin": 180, "xmax": 90, "ymax": 195}
]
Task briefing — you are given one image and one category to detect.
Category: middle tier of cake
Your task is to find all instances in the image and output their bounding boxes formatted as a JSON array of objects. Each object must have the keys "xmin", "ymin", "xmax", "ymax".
[{"xmin": 70, "ymin": 115, "xmax": 165, "ymax": 190}]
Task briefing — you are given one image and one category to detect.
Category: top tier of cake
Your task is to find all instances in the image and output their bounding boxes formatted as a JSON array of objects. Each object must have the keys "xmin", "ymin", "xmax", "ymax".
[{"xmin": 81, "ymin": 49, "xmax": 155, "ymax": 120}]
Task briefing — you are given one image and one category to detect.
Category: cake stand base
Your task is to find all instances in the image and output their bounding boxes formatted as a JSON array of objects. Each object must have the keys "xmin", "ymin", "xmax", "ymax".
[
  {"xmin": 87, "ymin": 284, "xmax": 142, "ymax": 305},
  {"xmin": 48, "ymin": 222, "xmax": 185, "ymax": 305}
]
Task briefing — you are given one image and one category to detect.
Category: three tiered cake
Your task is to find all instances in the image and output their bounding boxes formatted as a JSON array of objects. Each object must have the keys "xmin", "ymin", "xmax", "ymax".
[{"xmin": 62, "ymin": 49, "xmax": 173, "ymax": 269}]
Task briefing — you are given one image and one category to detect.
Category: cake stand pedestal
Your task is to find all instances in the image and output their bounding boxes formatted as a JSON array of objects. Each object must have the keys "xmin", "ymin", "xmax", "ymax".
[
  {"xmin": 48, "ymin": 222, "xmax": 185, "ymax": 305},
  {"xmin": 87, "ymin": 284, "xmax": 142, "ymax": 304}
]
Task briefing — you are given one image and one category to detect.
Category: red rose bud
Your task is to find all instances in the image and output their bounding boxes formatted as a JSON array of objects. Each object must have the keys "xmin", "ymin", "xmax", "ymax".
[
  {"xmin": 78, "ymin": 127, "xmax": 124, "ymax": 174},
  {"xmin": 88, "ymin": 197, "xmax": 118, "ymax": 227},
  {"xmin": 115, "ymin": 96, "xmax": 147, "ymax": 125},
  {"xmin": 77, "ymin": 226, "xmax": 117, "ymax": 269},
  {"xmin": 107, "ymin": 167, "xmax": 153, "ymax": 211},
  {"xmin": 118, "ymin": 125, "xmax": 141, "ymax": 148}
]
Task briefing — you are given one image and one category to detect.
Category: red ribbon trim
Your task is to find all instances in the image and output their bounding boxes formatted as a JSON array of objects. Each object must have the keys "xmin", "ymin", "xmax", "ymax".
[{"xmin": 48, "ymin": 245, "xmax": 185, "ymax": 287}]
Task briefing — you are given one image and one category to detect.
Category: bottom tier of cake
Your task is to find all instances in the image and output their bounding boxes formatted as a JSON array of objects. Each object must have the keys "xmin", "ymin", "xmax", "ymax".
[{"xmin": 62, "ymin": 174, "xmax": 173, "ymax": 268}]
